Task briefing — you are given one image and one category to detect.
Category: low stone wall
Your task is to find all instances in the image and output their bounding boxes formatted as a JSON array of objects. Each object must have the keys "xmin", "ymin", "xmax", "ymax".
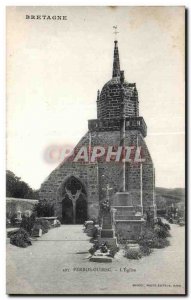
[{"xmin": 6, "ymin": 197, "xmax": 39, "ymax": 218}]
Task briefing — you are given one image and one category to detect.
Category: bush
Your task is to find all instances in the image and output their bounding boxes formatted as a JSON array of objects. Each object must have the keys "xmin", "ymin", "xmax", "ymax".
[
  {"xmin": 115, "ymin": 228, "xmax": 129, "ymax": 244},
  {"xmin": 34, "ymin": 219, "xmax": 51, "ymax": 234},
  {"xmin": 154, "ymin": 225, "xmax": 171, "ymax": 239},
  {"xmin": 124, "ymin": 242, "xmax": 152, "ymax": 260},
  {"xmin": 108, "ymin": 245, "xmax": 119, "ymax": 258},
  {"xmin": 92, "ymin": 226, "xmax": 99, "ymax": 239},
  {"xmin": 164, "ymin": 223, "xmax": 171, "ymax": 231},
  {"xmin": 89, "ymin": 241, "xmax": 99, "ymax": 255},
  {"xmin": 138, "ymin": 221, "xmax": 171, "ymax": 251},
  {"xmin": 10, "ymin": 228, "xmax": 32, "ymax": 248},
  {"xmin": 138, "ymin": 227, "xmax": 156, "ymax": 247},
  {"xmin": 156, "ymin": 218, "xmax": 171, "ymax": 231},
  {"xmin": 33, "ymin": 200, "xmax": 54, "ymax": 217},
  {"xmin": 124, "ymin": 247, "xmax": 142, "ymax": 260},
  {"xmin": 140, "ymin": 244, "xmax": 153, "ymax": 256},
  {"xmin": 150, "ymin": 237, "xmax": 170, "ymax": 249},
  {"xmin": 20, "ymin": 213, "xmax": 36, "ymax": 234}
]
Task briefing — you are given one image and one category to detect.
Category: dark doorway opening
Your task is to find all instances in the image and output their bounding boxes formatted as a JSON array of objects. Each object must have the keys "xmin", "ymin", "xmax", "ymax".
[
  {"xmin": 76, "ymin": 195, "xmax": 87, "ymax": 224},
  {"xmin": 62, "ymin": 197, "xmax": 73, "ymax": 224}
]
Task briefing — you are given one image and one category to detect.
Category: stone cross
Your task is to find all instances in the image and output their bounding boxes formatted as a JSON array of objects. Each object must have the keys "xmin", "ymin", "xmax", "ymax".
[{"xmin": 102, "ymin": 184, "xmax": 113, "ymax": 203}]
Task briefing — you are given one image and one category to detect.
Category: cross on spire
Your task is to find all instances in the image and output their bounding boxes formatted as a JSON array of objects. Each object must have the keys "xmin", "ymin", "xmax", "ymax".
[
  {"xmin": 112, "ymin": 27, "xmax": 120, "ymax": 78},
  {"xmin": 113, "ymin": 25, "xmax": 119, "ymax": 40}
]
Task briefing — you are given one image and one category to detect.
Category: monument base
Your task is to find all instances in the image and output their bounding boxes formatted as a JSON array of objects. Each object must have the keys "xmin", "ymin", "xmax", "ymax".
[
  {"xmin": 98, "ymin": 236, "xmax": 118, "ymax": 248},
  {"xmin": 112, "ymin": 191, "xmax": 145, "ymax": 241},
  {"xmin": 89, "ymin": 249, "xmax": 113, "ymax": 263},
  {"xmin": 89, "ymin": 256, "xmax": 112, "ymax": 263},
  {"xmin": 115, "ymin": 220, "xmax": 145, "ymax": 240}
]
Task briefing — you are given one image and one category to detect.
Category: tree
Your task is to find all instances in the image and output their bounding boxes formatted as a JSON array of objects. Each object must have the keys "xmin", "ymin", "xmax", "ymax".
[
  {"xmin": 6, "ymin": 170, "xmax": 20, "ymax": 197},
  {"xmin": 6, "ymin": 170, "xmax": 39, "ymax": 199},
  {"xmin": 33, "ymin": 200, "xmax": 54, "ymax": 217}
]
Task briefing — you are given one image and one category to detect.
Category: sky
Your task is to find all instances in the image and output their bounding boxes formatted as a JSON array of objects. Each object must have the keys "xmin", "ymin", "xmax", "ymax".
[{"xmin": 6, "ymin": 6, "xmax": 185, "ymax": 189}]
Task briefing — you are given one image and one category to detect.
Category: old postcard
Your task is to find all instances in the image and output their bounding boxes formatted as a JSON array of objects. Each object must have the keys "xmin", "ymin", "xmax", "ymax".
[{"xmin": 6, "ymin": 6, "xmax": 186, "ymax": 295}]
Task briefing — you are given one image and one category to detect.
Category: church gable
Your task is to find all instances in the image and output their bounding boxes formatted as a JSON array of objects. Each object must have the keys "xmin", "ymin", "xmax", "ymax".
[{"xmin": 40, "ymin": 38, "xmax": 156, "ymax": 223}]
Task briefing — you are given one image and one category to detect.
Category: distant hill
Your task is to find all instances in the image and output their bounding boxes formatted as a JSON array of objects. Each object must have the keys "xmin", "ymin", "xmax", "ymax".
[
  {"xmin": 155, "ymin": 187, "xmax": 185, "ymax": 210},
  {"xmin": 156, "ymin": 187, "xmax": 185, "ymax": 202}
]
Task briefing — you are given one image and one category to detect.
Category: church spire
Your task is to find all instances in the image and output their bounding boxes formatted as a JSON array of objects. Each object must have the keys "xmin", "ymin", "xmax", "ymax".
[{"xmin": 112, "ymin": 40, "xmax": 121, "ymax": 78}]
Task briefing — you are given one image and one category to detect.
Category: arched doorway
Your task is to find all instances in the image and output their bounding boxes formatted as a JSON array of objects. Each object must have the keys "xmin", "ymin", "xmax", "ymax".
[{"xmin": 62, "ymin": 176, "xmax": 87, "ymax": 224}]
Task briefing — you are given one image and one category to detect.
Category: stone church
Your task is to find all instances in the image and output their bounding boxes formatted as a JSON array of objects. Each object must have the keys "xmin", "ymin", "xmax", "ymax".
[{"xmin": 39, "ymin": 39, "xmax": 156, "ymax": 229}]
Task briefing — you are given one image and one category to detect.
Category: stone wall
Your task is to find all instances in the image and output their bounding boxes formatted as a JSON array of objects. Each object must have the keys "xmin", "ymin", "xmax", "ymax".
[
  {"xmin": 39, "ymin": 127, "xmax": 156, "ymax": 220},
  {"xmin": 6, "ymin": 198, "xmax": 38, "ymax": 218},
  {"xmin": 40, "ymin": 162, "xmax": 100, "ymax": 220},
  {"xmin": 97, "ymin": 77, "xmax": 139, "ymax": 120},
  {"xmin": 40, "ymin": 132, "xmax": 100, "ymax": 220}
]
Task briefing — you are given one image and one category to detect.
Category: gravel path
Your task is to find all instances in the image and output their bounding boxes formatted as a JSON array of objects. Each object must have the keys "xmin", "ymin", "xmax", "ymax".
[{"xmin": 7, "ymin": 223, "xmax": 185, "ymax": 294}]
